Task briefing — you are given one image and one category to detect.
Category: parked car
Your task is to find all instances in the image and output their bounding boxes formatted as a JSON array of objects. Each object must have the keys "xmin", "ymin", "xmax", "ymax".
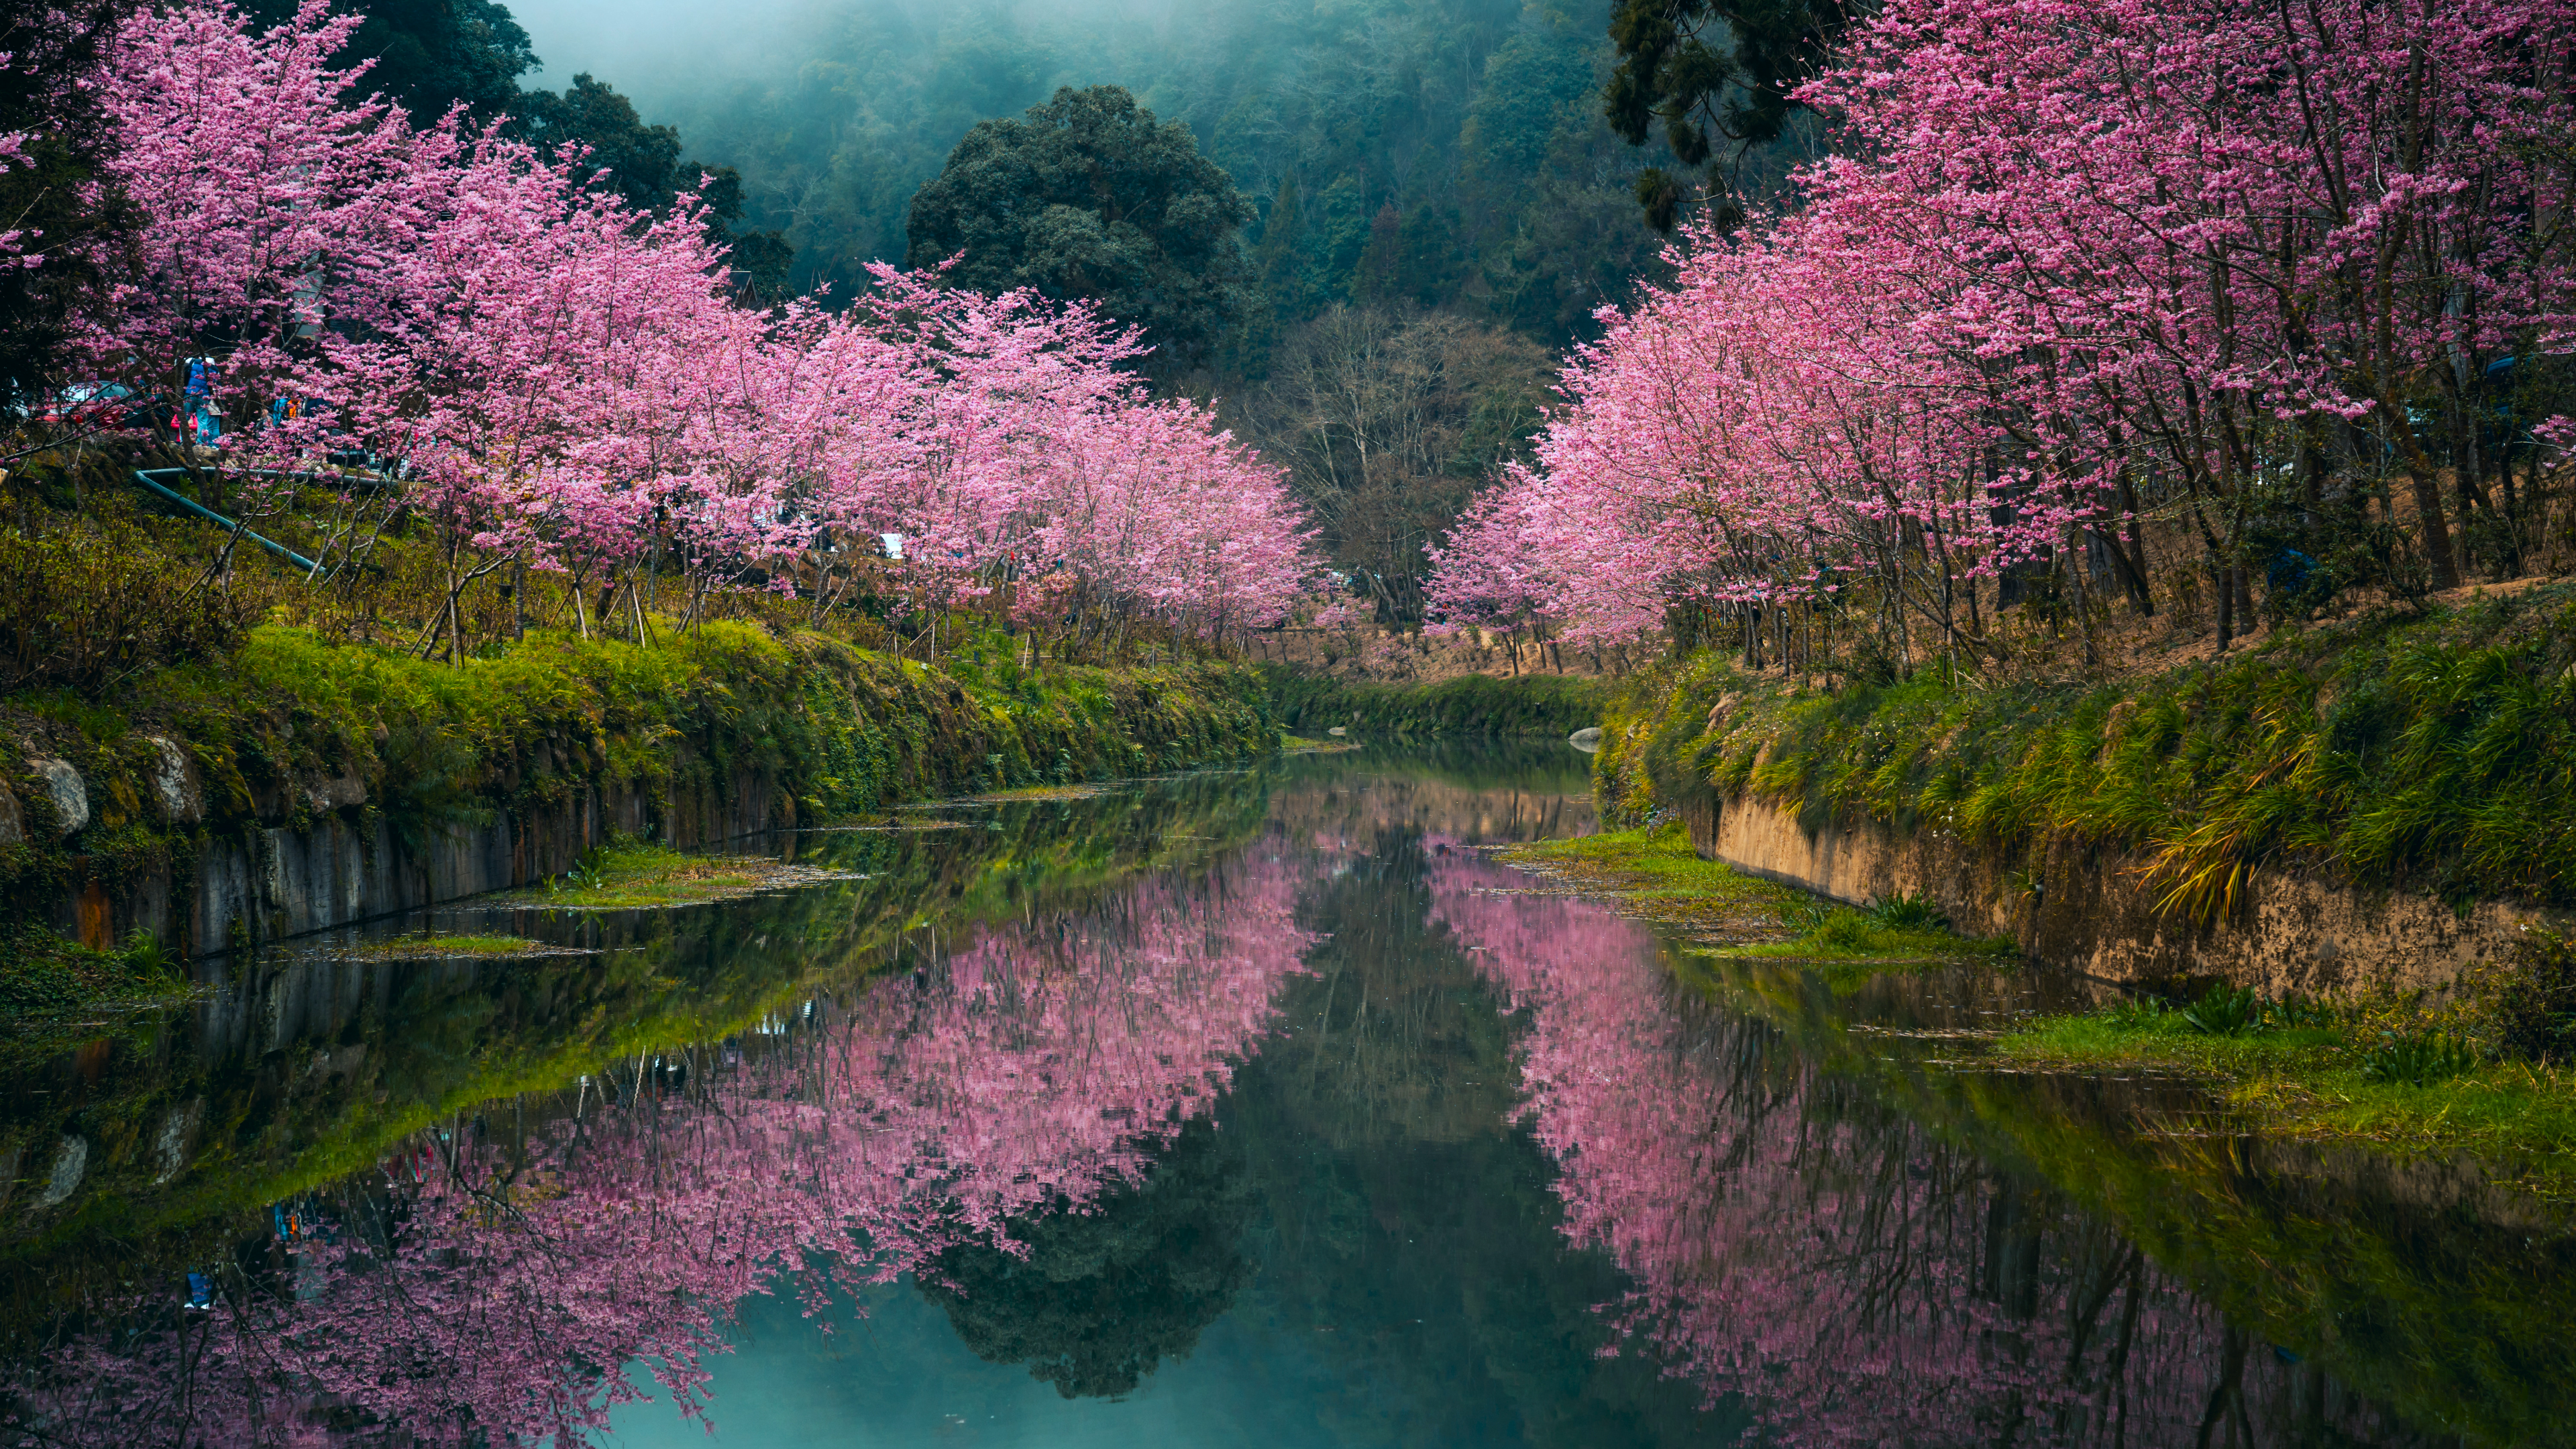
[{"xmin": 34, "ymin": 380, "xmax": 150, "ymax": 429}]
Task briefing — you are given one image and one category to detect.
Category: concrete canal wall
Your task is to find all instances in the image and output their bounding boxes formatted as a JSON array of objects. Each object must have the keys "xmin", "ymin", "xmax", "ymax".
[
  {"xmin": 40, "ymin": 763, "xmax": 783, "ymax": 964},
  {"xmin": 1679, "ymin": 792, "xmax": 2547, "ymax": 998}
]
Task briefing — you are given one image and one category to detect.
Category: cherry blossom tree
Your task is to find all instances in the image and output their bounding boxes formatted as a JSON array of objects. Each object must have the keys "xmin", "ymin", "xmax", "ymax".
[
  {"xmin": 68, "ymin": 1, "xmax": 1320, "ymax": 658},
  {"xmin": 1429, "ymin": 0, "xmax": 2576, "ymax": 662}
]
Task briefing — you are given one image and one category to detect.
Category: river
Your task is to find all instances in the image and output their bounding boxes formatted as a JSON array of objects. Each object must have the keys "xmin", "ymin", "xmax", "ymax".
[{"xmin": 0, "ymin": 745, "xmax": 2565, "ymax": 1446}]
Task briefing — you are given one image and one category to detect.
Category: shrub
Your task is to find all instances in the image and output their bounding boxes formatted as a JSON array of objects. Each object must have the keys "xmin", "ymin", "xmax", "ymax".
[
  {"xmin": 2493, "ymin": 927, "xmax": 2576, "ymax": 1064},
  {"xmin": 2182, "ymin": 983, "xmax": 2266, "ymax": 1036},
  {"xmin": 2359, "ymin": 1031, "xmax": 2482, "ymax": 1087},
  {"xmin": 0, "ymin": 525, "xmax": 260, "ymax": 694},
  {"xmin": 1868, "ymin": 891, "xmax": 1947, "ymax": 929}
]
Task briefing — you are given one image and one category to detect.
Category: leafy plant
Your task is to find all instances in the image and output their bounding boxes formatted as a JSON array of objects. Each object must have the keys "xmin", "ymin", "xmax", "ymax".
[
  {"xmin": 2100, "ymin": 993, "xmax": 2173, "ymax": 1029},
  {"xmin": 2181, "ymin": 983, "xmax": 2266, "ymax": 1037},
  {"xmin": 2359, "ymin": 1031, "xmax": 2483, "ymax": 1087},
  {"xmin": 2493, "ymin": 927, "xmax": 2576, "ymax": 1064},
  {"xmin": 1866, "ymin": 891, "xmax": 1947, "ymax": 930}
]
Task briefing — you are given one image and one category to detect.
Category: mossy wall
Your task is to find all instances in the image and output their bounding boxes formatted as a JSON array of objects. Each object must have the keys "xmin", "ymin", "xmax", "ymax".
[
  {"xmin": 0, "ymin": 624, "xmax": 1275, "ymax": 961},
  {"xmin": 1598, "ymin": 584, "xmax": 2576, "ymax": 992}
]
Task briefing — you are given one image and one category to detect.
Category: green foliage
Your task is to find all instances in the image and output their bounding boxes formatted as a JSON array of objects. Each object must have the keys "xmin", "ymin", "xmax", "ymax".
[
  {"xmin": 1603, "ymin": 0, "xmax": 1849, "ymax": 227},
  {"xmin": 637, "ymin": 0, "xmax": 1676, "ymax": 352},
  {"xmin": 0, "ymin": 524, "xmax": 261, "ymax": 694},
  {"xmin": 2358, "ymin": 1031, "xmax": 2485, "ymax": 1087},
  {"xmin": 1866, "ymin": 891, "xmax": 1945, "ymax": 930},
  {"xmin": 2180, "ymin": 983, "xmax": 2265, "ymax": 1037},
  {"xmin": 1601, "ymin": 582, "xmax": 2576, "ymax": 911},
  {"xmin": 240, "ymin": 0, "xmax": 537, "ymax": 125},
  {"xmin": 1265, "ymin": 667, "xmax": 1601, "ymax": 737},
  {"xmin": 2493, "ymin": 927, "xmax": 2576, "ymax": 1064},
  {"xmin": 0, "ymin": 924, "xmax": 180, "ymax": 1015},
  {"xmin": 906, "ymin": 86, "xmax": 1253, "ymax": 372}
]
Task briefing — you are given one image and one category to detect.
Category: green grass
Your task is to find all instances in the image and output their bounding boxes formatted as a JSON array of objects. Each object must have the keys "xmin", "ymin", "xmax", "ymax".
[
  {"xmin": 497, "ymin": 840, "xmax": 804, "ymax": 910},
  {"xmin": 347, "ymin": 932, "xmax": 549, "ymax": 959},
  {"xmin": 1597, "ymin": 580, "xmax": 2576, "ymax": 914},
  {"xmin": 1999, "ymin": 1003, "xmax": 2576, "ymax": 1192},
  {"xmin": 1499, "ymin": 823, "xmax": 2017, "ymax": 977}
]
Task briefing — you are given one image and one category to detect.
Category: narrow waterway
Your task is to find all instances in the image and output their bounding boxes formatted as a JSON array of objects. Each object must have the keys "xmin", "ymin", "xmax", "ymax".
[{"xmin": 0, "ymin": 746, "xmax": 2566, "ymax": 1446}]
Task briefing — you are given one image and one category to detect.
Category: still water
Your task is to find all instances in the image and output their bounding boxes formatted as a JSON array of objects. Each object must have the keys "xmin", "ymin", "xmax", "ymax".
[{"xmin": 1, "ymin": 747, "xmax": 2569, "ymax": 1446}]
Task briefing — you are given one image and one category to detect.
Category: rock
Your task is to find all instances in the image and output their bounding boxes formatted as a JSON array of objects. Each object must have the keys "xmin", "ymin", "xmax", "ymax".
[
  {"xmin": 302, "ymin": 770, "xmax": 368, "ymax": 812},
  {"xmin": 0, "ymin": 786, "xmax": 20, "ymax": 846},
  {"xmin": 1326, "ymin": 727, "xmax": 1348, "ymax": 737},
  {"xmin": 36, "ymin": 1136, "xmax": 87, "ymax": 1208},
  {"xmin": 32, "ymin": 759, "xmax": 87, "ymax": 837},
  {"xmin": 147, "ymin": 736, "xmax": 203, "ymax": 824},
  {"xmin": 153, "ymin": 1102, "xmax": 203, "ymax": 1185},
  {"xmin": 1568, "ymin": 727, "xmax": 1604, "ymax": 753}
]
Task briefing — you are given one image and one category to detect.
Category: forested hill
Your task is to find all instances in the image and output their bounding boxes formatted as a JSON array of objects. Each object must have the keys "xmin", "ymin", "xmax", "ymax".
[{"xmin": 604, "ymin": 0, "xmax": 1679, "ymax": 353}]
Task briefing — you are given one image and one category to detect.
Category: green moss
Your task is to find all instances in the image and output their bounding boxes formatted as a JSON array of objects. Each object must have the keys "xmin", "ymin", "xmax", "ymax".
[
  {"xmin": 1998, "ymin": 1006, "xmax": 2576, "ymax": 1193},
  {"xmin": 1498, "ymin": 823, "xmax": 2015, "ymax": 980},
  {"xmin": 1, "ymin": 618, "xmax": 1281, "ymax": 964},
  {"xmin": 344, "ymin": 932, "xmax": 549, "ymax": 959},
  {"xmin": 1597, "ymin": 580, "xmax": 2576, "ymax": 913}
]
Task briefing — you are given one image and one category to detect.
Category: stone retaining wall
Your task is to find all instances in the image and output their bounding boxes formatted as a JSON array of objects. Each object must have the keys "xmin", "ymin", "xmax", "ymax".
[
  {"xmin": 62, "ymin": 767, "xmax": 783, "ymax": 964},
  {"xmin": 1682, "ymin": 792, "xmax": 2547, "ymax": 997}
]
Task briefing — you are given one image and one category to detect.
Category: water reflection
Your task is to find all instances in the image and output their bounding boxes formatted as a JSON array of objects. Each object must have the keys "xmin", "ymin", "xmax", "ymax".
[
  {"xmin": 1427, "ymin": 848, "xmax": 2460, "ymax": 1448},
  {"xmin": 5, "ymin": 855, "xmax": 1307, "ymax": 1445},
  {"xmin": 1, "ymin": 747, "xmax": 2563, "ymax": 1447}
]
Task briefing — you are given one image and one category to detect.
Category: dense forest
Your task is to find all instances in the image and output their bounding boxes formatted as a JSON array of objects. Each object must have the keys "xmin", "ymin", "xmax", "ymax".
[{"xmin": 625, "ymin": 0, "xmax": 1681, "ymax": 352}]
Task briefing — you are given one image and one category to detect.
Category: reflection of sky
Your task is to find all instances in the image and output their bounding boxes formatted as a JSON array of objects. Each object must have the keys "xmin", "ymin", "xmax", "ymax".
[{"xmin": 603, "ymin": 1279, "xmax": 1357, "ymax": 1449}]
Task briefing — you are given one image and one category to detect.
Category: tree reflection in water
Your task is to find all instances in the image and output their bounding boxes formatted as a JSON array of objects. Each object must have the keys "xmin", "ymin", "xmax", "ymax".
[
  {"xmin": 918, "ymin": 1113, "xmax": 1253, "ymax": 1399},
  {"xmin": 1424, "ymin": 845, "xmax": 2441, "ymax": 1449},
  {"xmin": 7, "ymin": 860, "xmax": 1307, "ymax": 1446}
]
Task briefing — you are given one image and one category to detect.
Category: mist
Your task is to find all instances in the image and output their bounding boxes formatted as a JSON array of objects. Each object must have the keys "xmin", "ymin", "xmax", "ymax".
[{"xmin": 508, "ymin": 0, "xmax": 792, "ymax": 90}]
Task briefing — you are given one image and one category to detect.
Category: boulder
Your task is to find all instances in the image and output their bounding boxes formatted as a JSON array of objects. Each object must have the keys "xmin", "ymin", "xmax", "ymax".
[
  {"xmin": 148, "ymin": 736, "xmax": 204, "ymax": 824},
  {"xmin": 33, "ymin": 759, "xmax": 88, "ymax": 836}
]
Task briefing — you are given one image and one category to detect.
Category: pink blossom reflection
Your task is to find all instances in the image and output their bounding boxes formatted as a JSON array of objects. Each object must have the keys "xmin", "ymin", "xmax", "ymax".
[
  {"xmin": 14, "ymin": 861, "xmax": 1309, "ymax": 1446},
  {"xmin": 1426, "ymin": 848, "xmax": 2421, "ymax": 1448}
]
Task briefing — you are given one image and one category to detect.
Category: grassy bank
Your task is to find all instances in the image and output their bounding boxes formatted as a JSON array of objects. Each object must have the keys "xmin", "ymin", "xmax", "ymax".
[
  {"xmin": 1, "ymin": 616, "xmax": 1277, "ymax": 1009},
  {"xmin": 1988, "ymin": 927, "xmax": 2576, "ymax": 1192},
  {"xmin": 1264, "ymin": 666, "xmax": 1603, "ymax": 738},
  {"xmin": 1585, "ymin": 584, "xmax": 2576, "ymax": 1175},
  {"xmin": 1496, "ymin": 823, "xmax": 2016, "ymax": 983},
  {"xmin": 1596, "ymin": 579, "xmax": 2576, "ymax": 916}
]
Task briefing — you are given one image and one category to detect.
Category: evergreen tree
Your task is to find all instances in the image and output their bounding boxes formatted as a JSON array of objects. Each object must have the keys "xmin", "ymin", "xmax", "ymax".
[
  {"xmin": 1603, "ymin": 0, "xmax": 1856, "ymax": 228},
  {"xmin": 905, "ymin": 85, "xmax": 1254, "ymax": 372}
]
